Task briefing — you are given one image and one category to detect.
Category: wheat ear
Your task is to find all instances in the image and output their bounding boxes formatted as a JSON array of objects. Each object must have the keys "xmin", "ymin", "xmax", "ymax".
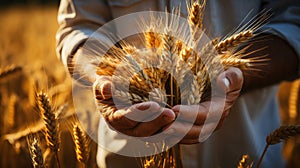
[
  {"xmin": 256, "ymin": 125, "xmax": 300, "ymax": 168},
  {"xmin": 215, "ymin": 30, "xmax": 253, "ymax": 53},
  {"xmin": 237, "ymin": 155, "xmax": 253, "ymax": 168},
  {"xmin": 188, "ymin": 0, "xmax": 206, "ymax": 39},
  {"xmin": 266, "ymin": 125, "xmax": 300, "ymax": 145},
  {"xmin": 145, "ymin": 30, "xmax": 162, "ymax": 49},
  {"xmin": 37, "ymin": 92, "xmax": 60, "ymax": 168},
  {"xmin": 30, "ymin": 138, "xmax": 45, "ymax": 168},
  {"xmin": 0, "ymin": 65, "xmax": 22, "ymax": 80},
  {"xmin": 73, "ymin": 124, "xmax": 89, "ymax": 167},
  {"xmin": 289, "ymin": 80, "xmax": 300, "ymax": 120},
  {"xmin": 96, "ymin": 56, "xmax": 120, "ymax": 76}
]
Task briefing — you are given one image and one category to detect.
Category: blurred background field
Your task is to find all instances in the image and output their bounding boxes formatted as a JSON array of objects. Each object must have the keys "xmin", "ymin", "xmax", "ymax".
[
  {"xmin": 0, "ymin": 3, "xmax": 98, "ymax": 168},
  {"xmin": 0, "ymin": 2, "xmax": 299, "ymax": 168}
]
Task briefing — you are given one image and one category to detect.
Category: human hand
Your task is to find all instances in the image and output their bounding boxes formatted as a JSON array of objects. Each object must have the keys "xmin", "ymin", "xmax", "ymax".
[
  {"xmin": 166, "ymin": 67, "xmax": 243, "ymax": 144},
  {"xmin": 93, "ymin": 76, "xmax": 176, "ymax": 137}
]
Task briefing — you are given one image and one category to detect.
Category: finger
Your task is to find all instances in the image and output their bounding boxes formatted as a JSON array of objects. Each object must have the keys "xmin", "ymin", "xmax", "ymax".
[
  {"xmin": 110, "ymin": 102, "xmax": 160, "ymax": 130},
  {"xmin": 108, "ymin": 102, "xmax": 175, "ymax": 134},
  {"xmin": 172, "ymin": 105, "xmax": 207, "ymax": 125},
  {"xmin": 108, "ymin": 108, "xmax": 139, "ymax": 130},
  {"xmin": 93, "ymin": 76, "xmax": 113, "ymax": 100},
  {"xmin": 215, "ymin": 109, "xmax": 230, "ymax": 130},
  {"xmin": 125, "ymin": 101, "xmax": 163, "ymax": 122},
  {"xmin": 172, "ymin": 102, "xmax": 224, "ymax": 125},
  {"xmin": 217, "ymin": 67, "xmax": 243, "ymax": 95},
  {"xmin": 124, "ymin": 108, "xmax": 175, "ymax": 137}
]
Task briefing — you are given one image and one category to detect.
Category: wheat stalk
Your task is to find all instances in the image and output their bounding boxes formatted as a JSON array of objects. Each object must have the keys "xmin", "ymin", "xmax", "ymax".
[
  {"xmin": 30, "ymin": 138, "xmax": 45, "ymax": 168},
  {"xmin": 73, "ymin": 124, "xmax": 89, "ymax": 167},
  {"xmin": 256, "ymin": 125, "xmax": 300, "ymax": 168},
  {"xmin": 237, "ymin": 155, "xmax": 253, "ymax": 168},
  {"xmin": 37, "ymin": 91, "xmax": 60, "ymax": 168}
]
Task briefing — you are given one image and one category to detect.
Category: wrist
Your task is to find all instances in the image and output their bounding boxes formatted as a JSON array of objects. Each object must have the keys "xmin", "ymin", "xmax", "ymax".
[{"xmin": 68, "ymin": 44, "xmax": 98, "ymax": 86}]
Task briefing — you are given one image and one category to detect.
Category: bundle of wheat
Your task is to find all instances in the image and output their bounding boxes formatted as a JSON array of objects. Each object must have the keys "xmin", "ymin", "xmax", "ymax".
[{"xmin": 93, "ymin": 0, "xmax": 269, "ymax": 167}]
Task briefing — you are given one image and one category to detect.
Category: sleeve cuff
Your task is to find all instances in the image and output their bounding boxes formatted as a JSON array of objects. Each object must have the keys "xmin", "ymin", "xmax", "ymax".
[{"xmin": 60, "ymin": 29, "xmax": 93, "ymax": 68}]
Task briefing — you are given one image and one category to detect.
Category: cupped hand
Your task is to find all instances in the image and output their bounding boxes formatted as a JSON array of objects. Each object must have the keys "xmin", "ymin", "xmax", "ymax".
[
  {"xmin": 167, "ymin": 67, "xmax": 243, "ymax": 144},
  {"xmin": 93, "ymin": 76, "xmax": 176, "ymax": 137}
]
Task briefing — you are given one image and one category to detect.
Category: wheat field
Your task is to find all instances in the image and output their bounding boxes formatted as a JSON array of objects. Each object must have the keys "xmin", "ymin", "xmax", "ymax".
[
  {"xmin": 0, "ymin": 5, "xmax": 98, "ymax": 168},
  {"xmin": 0, "ymin": 4, "xmax": 299, "ymax": 168}
]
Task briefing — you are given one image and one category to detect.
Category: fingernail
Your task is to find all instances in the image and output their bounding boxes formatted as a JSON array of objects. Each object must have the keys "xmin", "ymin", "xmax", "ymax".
[
  {"xmin": 101, "ymin": 82, "xmax": 112, "ymax": 99},
  {"xmin": 136, "ymin": 102, "xmax": 150, "ymax": 110},
  {"xmin": 163, "ymin": 110, "xmax": 175, "ymax": 121},
  {"xmin": 163, "ymin": 115, "xmax": 174, "ymax": 121},
  {"xmin": 223, "ymin": 78, "xmax": 230, "ymax": 89},
  {"xmin": 172, "ymin": 105, "xmax": 180, "ymax": 113}
]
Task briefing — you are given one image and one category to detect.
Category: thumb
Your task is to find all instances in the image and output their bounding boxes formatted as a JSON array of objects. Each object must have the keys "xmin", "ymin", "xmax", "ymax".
[
  {"xmin": 93, "ymin": 76, "xmax": 113, "ymax": 100},
  {"xmin": 217, "ymin": 67, "xmax": 243, "ymax": 93},
  {"xmin": 217, "ymin": 67, "xmax": 243, "ymax": 106}
]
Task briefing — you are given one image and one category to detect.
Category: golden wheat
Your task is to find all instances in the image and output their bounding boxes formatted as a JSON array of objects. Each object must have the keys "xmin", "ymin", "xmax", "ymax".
[
  {"xmin": 0, "ymin": 65, "xmax": 22, "ymax": 80},
  {"xmin": 73, "ymin": 124, "xmax": 89, "ymax": 166},
  {"xmin": 92, "ymin": 2, "xmax": 270, "ymax": 168},
  {"xmin": 37, "ymin": 91, "xmax": 61, "ymax": 168},
  {"xmin": 0, "ymin": 6, "xmax": 100, "ymax": 168},
  {"xmin": 4, "ymin": 94, "xmax": 17, "ymax": 130},
  {"xmin": 188, "ymin": 0, "xmax": 206, "ymax": 39},
  {"xmin": 237, "ymin": 155, "xmax": 253, "ymax": 168},
  {"xmin": 215, "ymin": 30, "xmax": 253, "ymax": 54},
  {"xmin": 37, "ymin": 92, "xmax": 60, "ymax": 152},
  {"xmin": 145, "ymin": 31, "xmax": 162, "ymax": 49},
  {"xmin": 289, "ymin": 80, "xmax": 300, "ymax": 120},
  {"xmin": 30, "ymin": 138, "xmax": 45, "ymax": 168}
]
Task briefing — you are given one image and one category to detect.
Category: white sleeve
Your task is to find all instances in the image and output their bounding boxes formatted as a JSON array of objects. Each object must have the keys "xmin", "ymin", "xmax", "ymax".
[{"xmin": 56, "ymin": 0, "xmax": 112, "ymax": 68}]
